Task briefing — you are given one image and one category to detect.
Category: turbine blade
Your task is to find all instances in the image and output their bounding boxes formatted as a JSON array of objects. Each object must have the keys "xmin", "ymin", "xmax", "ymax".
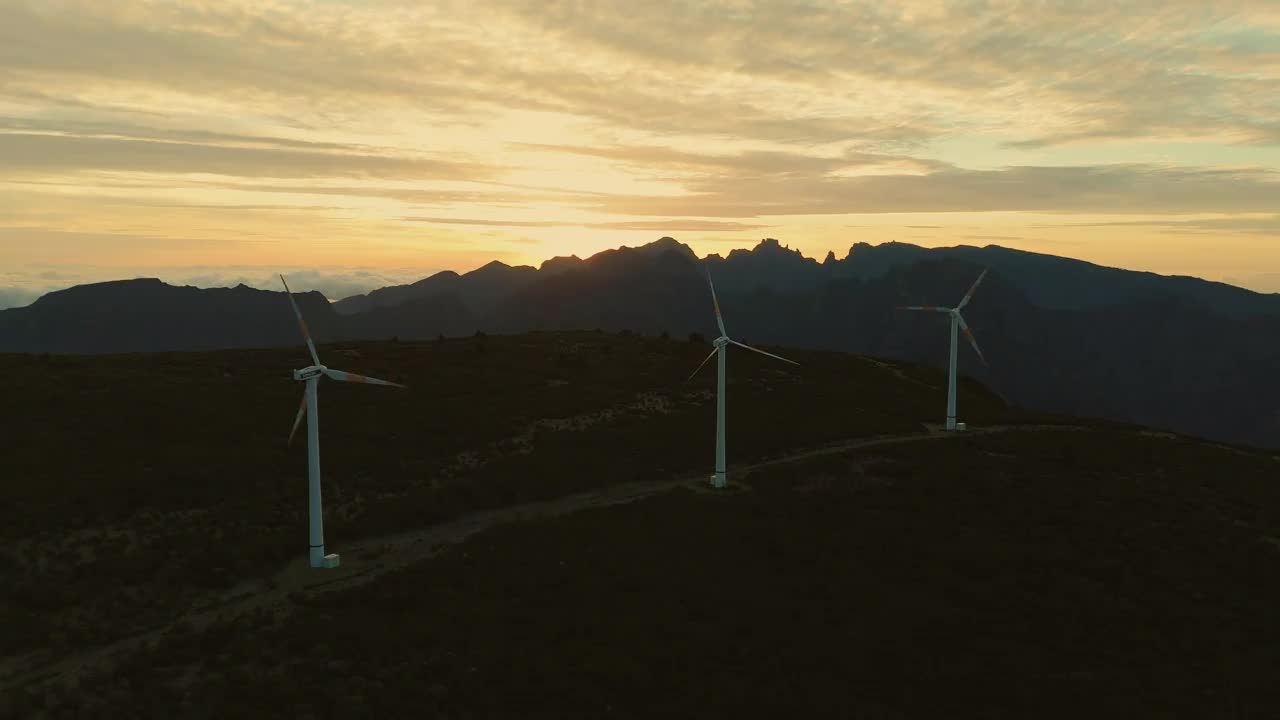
[
  {"xmin": 707, "ymin": 269, "xmax": 728, "ymax": 338},
  {"xmin": 288, "ymin": 391, "xmax": 307, "ymax": 447},
  {"xmin": 280, "ymin": 274, "xmax": 321, "ymax": 367},
  {"xmin": 686, "ymin": 347, "xmax": 718, "ymax": 382},
  {"xmin": 956, "ymin": 314, "xmax": 988, "ymax": 366},
  {"xmin": 956, "ymin": 268, "xmax": 989, "ymax": 310},
  {"xmin": 897, "ymin": 305, "xmax": 951, "ymax": 312},
  {"xmin": 321, "ymin": 368, "xmax": 407, "ymax": 388},
  {"xmin": 729, "ymin": 339, "xmax": 799, "ymax": 366}
]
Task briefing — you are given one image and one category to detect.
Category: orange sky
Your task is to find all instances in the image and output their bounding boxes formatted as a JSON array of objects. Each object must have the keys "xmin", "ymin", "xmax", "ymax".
[{"xmin": 2, "ymin": 0, "xmax": 1279, "ymax": 307}]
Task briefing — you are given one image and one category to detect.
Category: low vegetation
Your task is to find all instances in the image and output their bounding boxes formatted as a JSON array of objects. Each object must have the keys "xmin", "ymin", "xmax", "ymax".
[
  {"xmin": 7, "ymin": 331, "xmax": 1263, "ymax": 718},
  {"xmin": 0, "ymin": 331, "xmax": 1041, "ymax": 660},
  {"xmin": 10, "ymin": 427, "xmax": 1280, "ymax": 718}
]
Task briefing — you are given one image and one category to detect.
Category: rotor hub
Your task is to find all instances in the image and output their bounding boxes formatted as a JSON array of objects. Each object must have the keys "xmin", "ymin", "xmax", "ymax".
[{"xmin": 713, "ymin": 336, "xmax": 729, "ymax": 348}]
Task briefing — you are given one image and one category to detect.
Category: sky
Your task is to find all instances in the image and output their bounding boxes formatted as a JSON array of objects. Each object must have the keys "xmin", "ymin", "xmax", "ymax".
[{"xmin": 2, "ymin": 0, "xmax": 1279, "ymax": 309}]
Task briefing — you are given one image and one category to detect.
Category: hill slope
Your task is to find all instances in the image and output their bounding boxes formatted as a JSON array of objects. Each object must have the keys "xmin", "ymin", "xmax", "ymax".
[
  {"xmin": 70, "ymin": 433, "xmax": 1280, "ymax": 718},
  {"xmin": 2, "ymin": 333, "xmax": 1279, "ymax": 718},
  {"xmin": 0, "ymin": 331, "xmax": 1028, "ymax": 661}
]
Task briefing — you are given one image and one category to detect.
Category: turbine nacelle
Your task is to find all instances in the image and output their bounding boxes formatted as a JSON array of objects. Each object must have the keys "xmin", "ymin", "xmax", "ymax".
[
  {"xmin": 713, "ymin": 336, "xmax": 729, "ymax": 348},
  {"xmin": 293, "ymin": 365, "xmax": 326, "ymax": 381}
]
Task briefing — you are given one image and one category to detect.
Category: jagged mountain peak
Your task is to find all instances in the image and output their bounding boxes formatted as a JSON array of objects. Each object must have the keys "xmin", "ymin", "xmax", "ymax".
[
  {"xmin": 634, "ymin": 235, "xmax": 698, "ymax": 259},
  {"xmin": 540, "ymin": 255, "xmax": 584, "ymax": 275}
]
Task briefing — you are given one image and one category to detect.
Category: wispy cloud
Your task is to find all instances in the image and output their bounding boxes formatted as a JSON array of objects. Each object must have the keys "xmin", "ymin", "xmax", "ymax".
[
  {"xmin": 399, "ymin": 217, "xmax": 569, "ymax": 227},
  {"xmin": 0, "ymin": 132, "xmax": 493, "ymax": 180},
  {"xmin": 586, "ymin": 220, "xmax": 771, "ymax": 232},
  {"xmin": 577, "ymin": 164, "xmax": 1280, "ymax": 216},
  {"xmin": 1032, "ymin": 215, "xmax": 1280, "ymax": 235},
  {"xmin": 510, "ymin": 142, "xmax": 945, "ymax": 176}
]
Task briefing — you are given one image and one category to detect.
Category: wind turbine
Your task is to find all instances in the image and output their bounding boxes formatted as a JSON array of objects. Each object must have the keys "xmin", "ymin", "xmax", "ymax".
[
  {"xmin": 687, "ymin": 269, "xmax": 799, "ymax": 489},
  {"xmin": 898, "ymin": 268, "xmax": 989, "ymax": 432},
  {"xmin": 280, "ymin": 275, "xmax": 407, "ymax": 569}
]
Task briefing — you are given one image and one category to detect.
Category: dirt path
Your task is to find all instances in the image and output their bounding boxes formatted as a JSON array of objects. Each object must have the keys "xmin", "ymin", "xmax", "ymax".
[{"xmin": 2, "ymin": 422, "xmax": 1095, "ymax": 693}]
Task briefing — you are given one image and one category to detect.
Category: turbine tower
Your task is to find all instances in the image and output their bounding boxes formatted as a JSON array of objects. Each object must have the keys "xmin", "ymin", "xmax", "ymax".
[
  {"xmin": 898, "ymin": 268, "xmax": 989, "ymax": 431},
  {"xmin": 687, "ymin": 269, "xmax": 799, "ymax": 489},
  {"xmin": 281, "ymin": 275, "xmax": 407, "ymax": 569}
]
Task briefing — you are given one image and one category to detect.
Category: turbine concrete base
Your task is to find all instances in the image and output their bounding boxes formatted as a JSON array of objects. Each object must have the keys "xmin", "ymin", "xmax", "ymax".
[
  {"xmin": 309, "ymin": 548, "xmax": 341, "ymax": 569},
  {"xmin": 710, "ymin": 473, "xmax": 727, "ymax": 489}
]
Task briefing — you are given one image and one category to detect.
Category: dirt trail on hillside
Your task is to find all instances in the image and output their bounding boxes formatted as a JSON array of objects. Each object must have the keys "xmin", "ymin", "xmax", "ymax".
[{"xmin": 2, "ymin": 423, "xmax": 1096, "ymax": 693}]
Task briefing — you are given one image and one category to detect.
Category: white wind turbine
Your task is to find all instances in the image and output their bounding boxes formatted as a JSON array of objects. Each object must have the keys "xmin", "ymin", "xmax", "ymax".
[
  {"xmin": 687, "ymin": 269, "xmax": 799, "ymax": 489},
  {"xmin": 280, "ymin": 275, "xmax": 407, "ymax": 569},
  {"xmin": 898, "ymin": 268, "xmax": 989, "ymax": 432}
]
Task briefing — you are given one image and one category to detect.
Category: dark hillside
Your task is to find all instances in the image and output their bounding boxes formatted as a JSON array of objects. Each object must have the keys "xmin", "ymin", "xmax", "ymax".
[
  {"xmin": 0, "ymin": 332, "xmax": 1027, "ymax": 665},
  {"xmin": 17, "ymin": 427, "xmax": 1280, "ymax": 719}
]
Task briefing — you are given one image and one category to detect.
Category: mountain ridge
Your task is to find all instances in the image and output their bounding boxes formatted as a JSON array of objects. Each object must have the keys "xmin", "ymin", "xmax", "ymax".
[{"xmin": 3, "ymin": 237, "xmax": 1280, "ymax": 449}]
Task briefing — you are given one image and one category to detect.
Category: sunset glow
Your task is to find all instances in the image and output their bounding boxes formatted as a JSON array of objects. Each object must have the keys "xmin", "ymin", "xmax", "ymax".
[{"xmin": 2, "ymin": 0, "xmax": 1279, "ymax": 307}]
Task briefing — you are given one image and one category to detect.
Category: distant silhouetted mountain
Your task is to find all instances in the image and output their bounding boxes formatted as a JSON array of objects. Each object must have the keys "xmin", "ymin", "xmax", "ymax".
[
  {"xmin": 705, "ymin": 237, "xmax": 824, "ymax": 295},
  {"xmin": 4, "ymin": 238, "xmax": 1280, "ymax": 448},
  {"xmin": 485, "ymin": 236, "xmax": 704, "ymax": 335},
  {"xmin": 836, "ymin": 241, "xmax": 1280, "ymax": 316},
  {"xmin": 0, "ymin": 279, "xmax": 340, "ymax": 354},
  {"xmin": 332, "ymin": 260, "xmax": 538, "ymax": 316}
]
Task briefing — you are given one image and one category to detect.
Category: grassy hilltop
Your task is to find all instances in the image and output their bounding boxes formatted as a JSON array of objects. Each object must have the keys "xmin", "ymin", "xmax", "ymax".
[{"xmin": 2, "ymin": 331, "xmax": 1278, "ymax": 718}]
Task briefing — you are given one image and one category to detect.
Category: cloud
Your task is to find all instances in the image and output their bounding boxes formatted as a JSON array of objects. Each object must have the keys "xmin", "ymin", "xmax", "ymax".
[
  {"xmin": 0, "ymin": 1, "xmax": 500, "ymax": 118},
  {"xmin": 198, "ymin": 181, "xmax": 588, "ymax": 206},
  {"xmin": 0, "ymin": 2, "xmax": 981, "ymax": 153},
  {"xmin": 576, "ymin": 164, "xmax": 1280, "ymax": 216},
  {"xmin": 586, "ymin": 220, "xmax": 771, "ymax": 231},
  {"xmin": 1031, "ymin": 215, "xmax": 1280, "ymax": 235},
  {"xmin": 510, "ymin": 142, "xmax": 941, "ymax": 176},
  {"xmin": 0, "ymin": 115, "xmax": 365, "ymax": 152},
  {"xmin": 482, "ymin": 0, "xmax": 1280, "ymax": 147},
  {"xmin": 398, "ymin": 217, "xmax": 569, "ymax": 227},
  {"xmin": 0, "ymin": 132, "xmax": 494, "ymax": 180},
  {"xmin": 396, "ymin": 215, "xmax": 771, "ymax": 232},
  {"xmin": 3, "ymin": 0, "xmax": 1277, "ymax": 157}
]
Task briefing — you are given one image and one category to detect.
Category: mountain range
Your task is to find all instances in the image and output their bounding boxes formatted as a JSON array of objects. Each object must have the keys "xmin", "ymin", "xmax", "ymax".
[{"xmin": 3, "ymin": 237, "xmax": 1278, "ymax": 448}]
